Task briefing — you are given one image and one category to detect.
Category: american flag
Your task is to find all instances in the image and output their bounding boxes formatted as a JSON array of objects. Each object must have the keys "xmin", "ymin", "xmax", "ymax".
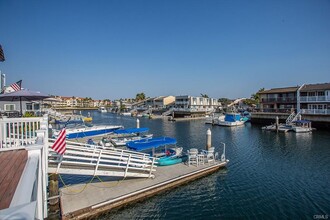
[
  {"xmin": 10, "ymin": 80, "xmax": 22, "ymax": 91},
  {"xmin": 52, "ymin": 128, "xmax": 67, "ymax": 155},
  {"xmin": 0, "ymin": 44, "xmax": 5, "ymax": 62}
]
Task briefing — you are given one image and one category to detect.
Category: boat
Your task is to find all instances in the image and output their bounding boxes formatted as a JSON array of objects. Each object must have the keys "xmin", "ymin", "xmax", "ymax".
[
  {"xmin": 53, "ymin": 124, "xmax": 123, "ymax": 139},
  {"xmin": 205, "ymin": 114, "xmax": 225, "ymax": 124},
  {"xmin": 121, "ymin": 112, "xmax": 132, "ymax": 116},
  {"xmin": 98, "ymin": 107, "xmax": 107, "ymax": 113},
  {"xmin": 217, "ymin": 113, "xmax": 246, "ymax": 127},
  {"xmin": 82, "ymin": 112, "xmax": 93, "ymax": 123},
  {"xmin": 262, "ymin": 124, "xmax": 292, "ymax": 132},
  {"xmin": 292, "ymin": 120, "xmax": 313, "ymax": 133},
  {"xmin": 55, "ymin": 118, "xmax": 83, "ymax": 125},
  {"xmin": 111, "ymin": 134, "xmax": 153, "ymax": 146},
  {"xmin": 110, "ymin": 127, "xmax": 153, "ymax": 146},
  {"xmin": 83, "ymin": 116, "xmax": 93, "ymax": 123},
  {"xmin": 126, "ymin": 137, "xmax": 184, "ymax": 166},
  {"xmin": 157, "ymin": 147, "xmax": 185, "ymax": 166}
]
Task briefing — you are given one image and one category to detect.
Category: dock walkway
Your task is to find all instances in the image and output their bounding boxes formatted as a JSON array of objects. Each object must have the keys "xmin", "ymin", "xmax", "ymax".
[{"xmin": 61, "ymin": 161, "xmax": 227, "ymax": 219}]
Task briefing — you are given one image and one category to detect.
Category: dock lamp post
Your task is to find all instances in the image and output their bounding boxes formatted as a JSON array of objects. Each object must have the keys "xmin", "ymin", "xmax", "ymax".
[{"xmin": 220, "ymin": 142, "xmax": 226, "ymax": 162}]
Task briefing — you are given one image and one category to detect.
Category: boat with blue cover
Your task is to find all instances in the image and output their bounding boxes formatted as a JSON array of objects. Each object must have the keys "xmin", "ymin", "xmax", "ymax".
[
  {"xmin": 110, "ymin": 128, "xmax": 153, "ymax": 146},
  {"xmin": 126, "ymin": 137, "xmax": 184, "ymax": 166},
  {"xmin": 217, "ymin": 113, "xmax": 246, "ymax": 127}
]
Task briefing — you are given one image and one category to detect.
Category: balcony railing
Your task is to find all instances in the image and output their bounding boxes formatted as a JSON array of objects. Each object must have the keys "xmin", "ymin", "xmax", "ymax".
[
  {"xmin": 259, "ymin": 108, "xmax": 295, "ymax": 113},
  {"xmin": 261, "ymin": 98, "xmax": 297, "ymax": 103},
  {"xmin": 300, "ymin": 96, "xmax": 328, "ymax": 102},
  {"xmin": 301, "ymin": 109, "xmax": 330, "ymax": 115}
]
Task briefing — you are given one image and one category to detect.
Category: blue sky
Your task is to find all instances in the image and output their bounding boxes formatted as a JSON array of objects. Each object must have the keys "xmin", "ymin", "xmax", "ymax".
[{"xmin": 0, "ymin": 0, "xmax": 329, "ymax": 100}]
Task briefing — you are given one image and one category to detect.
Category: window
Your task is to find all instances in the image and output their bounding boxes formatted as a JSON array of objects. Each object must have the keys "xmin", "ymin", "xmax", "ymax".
[
  {"xmin": 33, "ymin": 103, "xmax": 40, "ymax": 110},
  {"xmin": 4, "ymin": 104, "xmax": 15, "ymax": 111},
  {"xmin": 26, "ymin": 103, "xmax": 33, "ymax": 110},
  {"xmin": 318, "ymin": 91, "xmax": 325, "ymax": 96}
]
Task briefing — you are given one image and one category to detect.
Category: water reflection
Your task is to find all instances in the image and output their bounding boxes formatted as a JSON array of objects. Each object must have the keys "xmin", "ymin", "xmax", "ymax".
[{"xmin": 69, "ymin": 111, "xmax": 330, "ymax": 219}]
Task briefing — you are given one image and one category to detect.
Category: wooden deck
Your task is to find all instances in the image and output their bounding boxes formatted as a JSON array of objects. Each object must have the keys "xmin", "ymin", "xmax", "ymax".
[
  {"xmin": 61, "ymin": 160, "xmax": 228, "ymax": 219},
  {"xmin": 0, "ymin": 149, "xmax": 28, "ymax": 210}
]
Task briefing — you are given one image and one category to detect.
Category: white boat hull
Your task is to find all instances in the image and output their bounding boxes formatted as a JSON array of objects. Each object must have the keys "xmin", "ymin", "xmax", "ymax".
[
  {"xmin": 292, "ymin": 127, "xmax": 312, "ymax": 133},
  {"xmin": 217, "ymin": 120, "xmax": 245, "ymax": 127}
]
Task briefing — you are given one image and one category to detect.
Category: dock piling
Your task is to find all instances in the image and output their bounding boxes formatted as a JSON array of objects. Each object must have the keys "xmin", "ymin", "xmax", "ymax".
[
  {"xmin": 48, "ymin": 174, "xmax": 60, "ymax": 219},
  {"xmin": 275, "ymin": 116, "xmax": 279, "ymax": 132},
  {"xmin": 136, "ymin": 118, "xmax": 140, "ymax": 128},
  {"xmin": 206, "ymin": 128, "xmax": 211, "ymax": 150}
]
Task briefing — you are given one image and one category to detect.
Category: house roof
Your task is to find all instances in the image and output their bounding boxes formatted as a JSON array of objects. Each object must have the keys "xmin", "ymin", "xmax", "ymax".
[
  {"xmin": 300, "ymin": 83, "xmax": 330, "ymax": 92},
  {"xmin": 154, "ymin": 96, "xmax": 166, "ymax": 101},
  {"xmin": 258, "ymin": 86, "xmax": 299, "ymax": 94}
]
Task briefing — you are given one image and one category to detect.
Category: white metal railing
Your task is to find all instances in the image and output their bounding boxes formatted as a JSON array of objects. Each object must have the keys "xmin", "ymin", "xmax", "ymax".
[
  {"xmin": 48, "ymin": 140, "xmax": 157, "ymax": 178},
  {"xmin": 291, "ymin": 111, "xmax": 301, "ymax": 122},
  {"xmin": 162, "ymin": 109, "xmax": 173, "ymax": 116},
  {"xmin": 286, "ymin": 111, "xmax": 296, "ymax": 125},
  {"xmin": 301, "ymin": 109, "xmax": 330, "ymax": 115},
  {"xmin": 0, "ymin": 117, "xmax": 44, "ymax": 149},
  {"xmin": 173, "ymin": 107, "xmax": 215, "ymax": 112},
  {"xmin": 300, "ymin": 96, "xmax": 328, "ymax": 102}
]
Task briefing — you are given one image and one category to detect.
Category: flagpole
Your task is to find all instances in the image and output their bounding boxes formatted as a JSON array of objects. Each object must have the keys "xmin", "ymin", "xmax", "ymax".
[{"xmin": 20, "ymin": 96, "xmax": 22, "ymax": 117}]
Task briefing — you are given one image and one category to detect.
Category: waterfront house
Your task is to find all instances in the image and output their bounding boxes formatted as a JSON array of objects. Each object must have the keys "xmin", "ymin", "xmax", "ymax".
[
  {"xmin": 258, "ymin": 86, "xmax": 299, "ymax": 113},
  {"xmin": 254, "ymin": 82, "xmax": 330, "ymax": 129},
  {"xmin": 175, "ymin": 95, "xmax": 221, "ymax": 112},
  {"xmin": 173, "ymin": 95, "xmax": 221, "ymax": 118},
  {"xmin": 298, "ymin": 83, "xmax": 330, "ymax": 115},
  {"xmin": 0, "ymin": 100, "xmax": 41, "ymax": 116}
]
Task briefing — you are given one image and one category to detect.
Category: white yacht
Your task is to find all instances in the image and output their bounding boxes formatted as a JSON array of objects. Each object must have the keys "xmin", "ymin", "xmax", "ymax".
[{"xmin": 98, "ymin": 106, "xmax": 107, "ymax": 113}]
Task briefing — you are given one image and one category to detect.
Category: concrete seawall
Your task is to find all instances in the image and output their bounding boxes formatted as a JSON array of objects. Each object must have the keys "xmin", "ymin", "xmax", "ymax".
[{"xmin": 251, "ymin": 112, "xmax": 330, "ymax": 129}]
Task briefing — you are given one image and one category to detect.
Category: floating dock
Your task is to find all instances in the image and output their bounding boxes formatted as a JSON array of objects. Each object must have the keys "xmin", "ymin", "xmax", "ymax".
[{"xmin": 60, "ymin": 161, "xmax": 228, "ymax": 219}]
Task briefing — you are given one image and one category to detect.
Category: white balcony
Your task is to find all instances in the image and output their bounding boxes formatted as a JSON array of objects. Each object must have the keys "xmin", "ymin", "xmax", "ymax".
[
  {"xmin": 301, "ymin": 109, "xmax": 330, "ymax": 115},
  {"xmin": 300, "ymin": 96, "xmax": 328, "ymax": 102}
]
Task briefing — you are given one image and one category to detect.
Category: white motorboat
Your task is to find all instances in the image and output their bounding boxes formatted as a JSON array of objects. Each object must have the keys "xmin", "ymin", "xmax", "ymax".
[
  {"xmin": 292, "ymin": 120, "xmax": 313, "ymax": 133},
  {"xmin": 217, "ymin": 113, "xmax": 246, "ymax": 127},
  {"xmin": 205, "ymin": 114, "xmax": 225, "ymax": 124},
  {"xmin": 111, "ymin": 134, "xmax": 153, "ymax": 146},
  {"xmin": 98, "ymin": 107, "xmax": 107, "ymax": 113},
  {"xmin": 121, "ymin": 112, "xmax": 131, "ymax": 116},
  {"xmin": 53, "ymin": 124, "xmax": 123, "ymax": 139}
]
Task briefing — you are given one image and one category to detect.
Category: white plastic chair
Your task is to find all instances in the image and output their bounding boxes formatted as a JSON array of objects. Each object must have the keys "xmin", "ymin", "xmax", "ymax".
[
  {"xmin": 202, "ymin": 147, "xmax": 215, "ymax": 164},
  {"xmin": 187, "ymin": 148, "xmax": 198, "ymax": 166}
]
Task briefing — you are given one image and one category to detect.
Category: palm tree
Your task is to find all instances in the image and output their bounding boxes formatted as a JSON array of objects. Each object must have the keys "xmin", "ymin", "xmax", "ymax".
[
  {"xmin": 200, "ymin": 93, "xmax": 209, "ymax": 98},
  {"xmin": 136, "ymin": 93, "xmax": 146, "ymax": 101},
  {"xmin": 251, "ymin": 88, "xmax": 265, "ymax": 103}
]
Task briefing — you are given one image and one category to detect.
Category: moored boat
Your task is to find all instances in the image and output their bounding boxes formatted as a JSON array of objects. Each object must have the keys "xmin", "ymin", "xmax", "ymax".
[
  {"xmin": 217, "ymin": 113, "xmax": 246, "ymax": 127},
  {"xmin": 53, "ymin": 124, "xmax": 123, "ymax": 139},
  {"xmin": 292, "ymin": 120, "xmax": 313, "ymax": 133},
  {"xmin": 98, "ymin": 107, "xmax": 107, "ymax": 113},
  {"xmin": 126, "ymin": 137, "xmax": 185, "ymax": 166}
]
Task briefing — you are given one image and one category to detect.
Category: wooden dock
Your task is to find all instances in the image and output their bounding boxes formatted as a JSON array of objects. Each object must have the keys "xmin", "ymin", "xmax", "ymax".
[
  {"xmin": 60, "ymin": 160, "xmax": 228, "ymax": 219},
  {"xmin": 0, "ymin": 149, "xmax": 28, "ymax": 210}
]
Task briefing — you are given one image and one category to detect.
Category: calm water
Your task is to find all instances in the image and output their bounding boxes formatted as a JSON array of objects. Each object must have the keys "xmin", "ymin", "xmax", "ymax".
[{"xmin": 63, "ymin": 111, "xmax": 330, "ymax": 219}]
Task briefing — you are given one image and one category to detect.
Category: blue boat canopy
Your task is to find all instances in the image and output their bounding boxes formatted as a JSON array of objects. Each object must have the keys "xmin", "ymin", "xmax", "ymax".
[
  {"xmin": 114, "ymin": 127, "xmax": 149, "ymax": 134},
  {"xmin": 126, "ymin": 137, "xmax": 177, "ymax": 151},
  {"xmin": 224, "ymin": 113, "xmax": 241, "ymax": 122}
]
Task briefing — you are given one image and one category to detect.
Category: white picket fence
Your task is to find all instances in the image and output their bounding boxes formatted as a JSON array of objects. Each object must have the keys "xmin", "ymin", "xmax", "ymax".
[{"xmin": 0, "ymin": 117, "xmax": 44, "ymax": 148}]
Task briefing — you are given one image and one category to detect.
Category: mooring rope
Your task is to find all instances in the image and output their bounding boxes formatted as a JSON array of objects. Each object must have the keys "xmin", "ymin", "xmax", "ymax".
[{"xmin": 56, "ymin": 174, "xmax": 127, "ymax": 195}]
